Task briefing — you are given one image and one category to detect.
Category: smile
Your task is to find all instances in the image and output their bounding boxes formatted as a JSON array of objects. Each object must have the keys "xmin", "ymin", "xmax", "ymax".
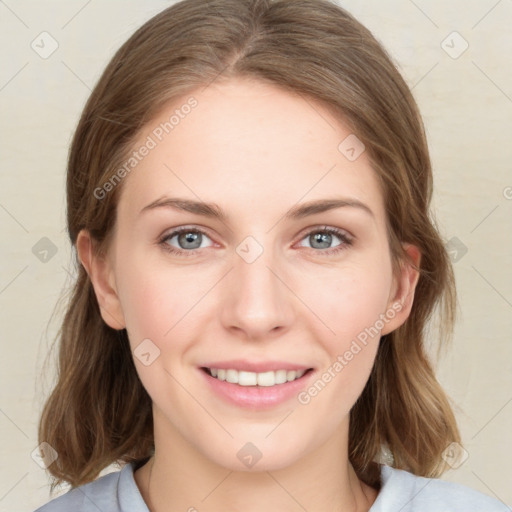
[{"xmin": 202, "ymin": 367, "xmax": 312, "ymax": 387}]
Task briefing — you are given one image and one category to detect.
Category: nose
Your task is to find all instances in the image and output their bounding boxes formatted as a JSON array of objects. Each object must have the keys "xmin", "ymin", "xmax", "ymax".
[{"xmin": 219, "ymin": 242, "xmax": 296, "ymax": 340}]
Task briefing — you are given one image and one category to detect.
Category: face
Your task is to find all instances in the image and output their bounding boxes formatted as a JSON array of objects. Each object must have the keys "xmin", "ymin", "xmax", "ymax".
[{"xmin": 80, "ymin": 77, "xmax": 418, "ymax": 472}]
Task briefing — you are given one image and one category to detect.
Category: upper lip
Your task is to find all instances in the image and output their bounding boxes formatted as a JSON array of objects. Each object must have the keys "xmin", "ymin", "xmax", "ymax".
[{"xmin": 201, "ymin": 359, "xmax": 314, "ymax": 373}]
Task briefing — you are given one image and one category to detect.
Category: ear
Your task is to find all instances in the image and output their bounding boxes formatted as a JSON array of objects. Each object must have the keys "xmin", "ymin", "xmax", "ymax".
[
  {"xmin": 76, "ymin": 229, "xmax": 126, "ymax": 330},
  {"xmin": 380, "ymin": 243, "xmax": 421, "ymax": 336}
]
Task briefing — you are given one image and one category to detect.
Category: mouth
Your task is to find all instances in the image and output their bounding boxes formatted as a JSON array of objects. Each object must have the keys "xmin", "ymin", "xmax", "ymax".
[{"xmin": 200, "ymin": 367, "xmax": 314, "ymax": 387}]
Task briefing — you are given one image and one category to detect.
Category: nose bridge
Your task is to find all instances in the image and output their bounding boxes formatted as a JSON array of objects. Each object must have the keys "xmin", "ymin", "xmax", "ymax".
[{"xmin": 220, "ymin": 235, "xmax": 295, "ymax": 338}]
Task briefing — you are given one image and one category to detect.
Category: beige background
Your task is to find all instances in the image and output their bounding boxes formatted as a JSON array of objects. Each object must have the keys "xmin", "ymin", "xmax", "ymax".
[{"xmin": 0, "ymin": 1, "xmax": 511, "ymax": 511}]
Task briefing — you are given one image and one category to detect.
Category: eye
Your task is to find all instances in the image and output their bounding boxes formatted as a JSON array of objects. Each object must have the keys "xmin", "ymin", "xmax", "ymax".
[
  {"xmin": 158, "ymin": 225, "xmax": 353, "ymax": 258},
  {"xmin": 159, "ymin": 227, "xmax": 214, "ymax": 256},
  {"xmin": 298, "ymin": 226, "xmax": 352, "ymax": 254}
]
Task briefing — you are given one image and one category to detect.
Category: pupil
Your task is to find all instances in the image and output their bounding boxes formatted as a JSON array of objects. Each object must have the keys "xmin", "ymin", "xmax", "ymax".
[
  {"xmin": 312, "ymin": 232, "xmax": 331, "ymax": 249},
  {"xmin": 179, "ymin": 231, "xmax": 201, "ymax": 249},
  {"xmin": 176, "ymin": 231, "xmax": 333, "ymax": 251}
]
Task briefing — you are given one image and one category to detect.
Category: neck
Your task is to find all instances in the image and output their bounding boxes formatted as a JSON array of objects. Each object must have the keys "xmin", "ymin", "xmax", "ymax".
[{"xmin": 134, "ymin": 411, "xmax": 378, "ymax": 512}]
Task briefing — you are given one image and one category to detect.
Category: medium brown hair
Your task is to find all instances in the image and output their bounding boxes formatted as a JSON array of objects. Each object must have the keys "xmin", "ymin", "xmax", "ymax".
[{"xmin": 39, "ymin": 0, "xmax": 459, "ymax": 493}]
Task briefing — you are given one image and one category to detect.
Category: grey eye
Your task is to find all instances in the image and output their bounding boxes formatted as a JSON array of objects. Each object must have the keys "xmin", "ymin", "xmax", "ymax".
[
  {"xmin": 164, "ymin": 229, "xmax": 213, "ymax": 251},
  {"xmin": 300, "ymin": 230, "xmax": 344, "ymax": 250},
  {"xmin": 177, "ymin": 231, "xmax": 203, "ymax": 249},
  {"xmin": 309, "ymin": 232, "xmax": 334, "ymax": 249}
]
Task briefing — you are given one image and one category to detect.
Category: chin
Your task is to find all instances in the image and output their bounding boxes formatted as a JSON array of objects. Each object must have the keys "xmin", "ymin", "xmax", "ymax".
[{"xmin": 194, "ymin": 433, "xmax": 312, "ymax": 473}]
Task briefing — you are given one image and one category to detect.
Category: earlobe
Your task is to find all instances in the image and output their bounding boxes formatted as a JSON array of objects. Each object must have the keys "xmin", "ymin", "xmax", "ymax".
[
  {"xmin": 381, "ymin": 243, "xmax": 421, "ymax": 336},
  {"xmin": 76, "ymin": 229, "xmax": 126, "ymax": 330}
]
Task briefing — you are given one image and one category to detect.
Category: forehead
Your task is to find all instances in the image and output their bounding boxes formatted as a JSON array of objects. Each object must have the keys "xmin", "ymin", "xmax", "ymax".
[{"xmin": 117, "ymin": 77, "xmax": 385, "ymax": 223}]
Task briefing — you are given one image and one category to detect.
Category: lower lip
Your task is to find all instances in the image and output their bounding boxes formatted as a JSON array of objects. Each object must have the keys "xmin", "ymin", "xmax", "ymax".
[{"xmin": 199, "ymin": 368, "xmax": 315, "ymax": 410}]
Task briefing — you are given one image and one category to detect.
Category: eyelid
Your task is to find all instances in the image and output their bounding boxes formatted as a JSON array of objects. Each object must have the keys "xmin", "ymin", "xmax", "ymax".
[
  {"xmin": 159, "ymin": 224, "xmax": 216, "ymax": 239},
  {"xmin": 158, "ymin": 224, "xmax": 354, "ymax": 257},
  {"xmin": 297, "ymin": 224, "xmax": 353, "ymax": 243},
  {"xmin": 295, "ymin": 225, "xmax": 353, "ymax": 253},
  {"xmin": 157, "ymin": 225, "xmax": 216, "ymax": 254}
]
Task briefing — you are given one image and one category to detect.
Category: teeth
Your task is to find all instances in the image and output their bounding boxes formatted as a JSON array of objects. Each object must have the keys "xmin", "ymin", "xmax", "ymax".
[{"xmin": 208, "ymin": 367, "xmax": 307, "ymax": 386}]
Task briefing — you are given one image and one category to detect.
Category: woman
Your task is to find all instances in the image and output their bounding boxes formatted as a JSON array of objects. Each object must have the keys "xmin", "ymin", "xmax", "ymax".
[{"xmin": 34, "ymin": 0, "xmax": 507, "ymax": 510}]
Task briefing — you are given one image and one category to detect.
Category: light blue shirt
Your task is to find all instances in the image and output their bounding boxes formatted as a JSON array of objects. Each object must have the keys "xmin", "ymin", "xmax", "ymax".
[{"xmin": 34, "ymin": 461, "xmax": 509, "ymax": 511}]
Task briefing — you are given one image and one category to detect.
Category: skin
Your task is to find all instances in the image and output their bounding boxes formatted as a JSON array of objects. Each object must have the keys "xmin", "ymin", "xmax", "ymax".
[{"xmin": 78, "ymin": 77, "xmax": 420, "ymax": 512}]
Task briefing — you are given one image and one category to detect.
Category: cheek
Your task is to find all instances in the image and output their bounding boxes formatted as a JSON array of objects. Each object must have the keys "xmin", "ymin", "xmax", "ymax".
[
  {"xmin": 115, "ymin": 260, "xmax": 209, "ymax": 402},
  {"xmin": 114, "ymin": 248, "xmax": 201, "ymax": 348},
  {"xmin": 295, "ymin": 261, "xmax": 392, "ymax": 405},
  {"xmin": 303, "ymin": 261, "xmax": 393, "ymax": 343}
]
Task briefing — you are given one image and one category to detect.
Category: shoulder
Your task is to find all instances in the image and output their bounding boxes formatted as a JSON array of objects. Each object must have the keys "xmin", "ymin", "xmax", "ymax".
[
  {"xmin": 33, "ymin": 462, "xmax": 148, "ymax": 512},
  {"xmin": 371, "ymin": 465, "xmax": 509, "ymax": 512}
]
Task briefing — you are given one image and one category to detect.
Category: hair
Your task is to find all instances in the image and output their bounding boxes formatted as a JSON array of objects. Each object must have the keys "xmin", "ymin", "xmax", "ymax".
[{"xmin": 38, "ymin": 0, "xmax": 460, "ymax": 494}]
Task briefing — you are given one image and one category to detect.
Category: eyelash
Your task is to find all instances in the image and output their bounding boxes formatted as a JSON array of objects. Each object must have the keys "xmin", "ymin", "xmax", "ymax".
[{"xmin": 158, "ymin": 225, "xmax": 353, "ymax": 258}]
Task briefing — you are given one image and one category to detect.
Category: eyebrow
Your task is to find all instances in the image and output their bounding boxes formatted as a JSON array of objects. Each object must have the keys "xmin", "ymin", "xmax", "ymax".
[{"xmin": 139, "ymin": 196, "xmax": 374, "ymax": 220}]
